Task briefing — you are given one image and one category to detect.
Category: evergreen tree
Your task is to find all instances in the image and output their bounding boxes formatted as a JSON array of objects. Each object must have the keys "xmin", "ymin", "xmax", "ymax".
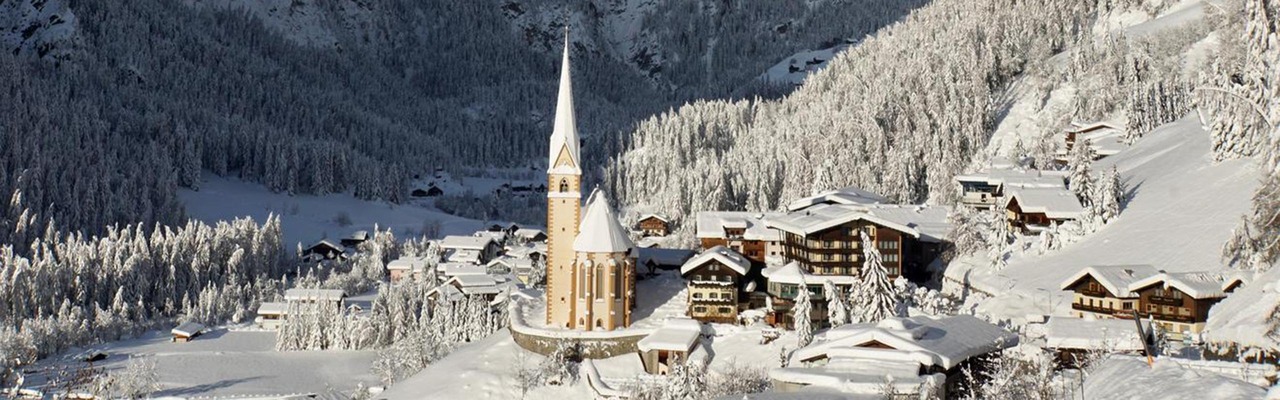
[
  {"xmin": 792, "ymin": 277, "xmax": 813, "ymax": 348},
  {"xmin": 858, "ymin": 231, "xmax": 900, "ymax": 322},
  {"xmin": 1068, "ymin": 139, "xmax": 1098, "ymax": 202},
  {"xmin": 823, "ymin": 280, "xmax": 848, "ymax": 328}
]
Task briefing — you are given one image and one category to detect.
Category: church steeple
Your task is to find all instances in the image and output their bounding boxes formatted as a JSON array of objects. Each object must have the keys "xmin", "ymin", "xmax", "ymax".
[{"xmin": 548, "ymin": 29, "xmax": 582, "ymax": 175}]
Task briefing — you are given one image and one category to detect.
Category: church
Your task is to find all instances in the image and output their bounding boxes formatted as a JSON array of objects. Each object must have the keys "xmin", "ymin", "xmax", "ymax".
[{"xmin": 544, "ymin": 34, "xmax": 638, "ymax": 331}]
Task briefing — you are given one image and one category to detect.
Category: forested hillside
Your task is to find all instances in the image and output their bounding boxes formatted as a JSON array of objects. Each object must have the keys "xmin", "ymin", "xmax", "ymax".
[
  {"xmin": 605, "ymin": 0, "xmax": 1102, "ymax": 236},
  {"xmin": 0, "ymin": 0, "xmax": 926, "ymax": 235}
]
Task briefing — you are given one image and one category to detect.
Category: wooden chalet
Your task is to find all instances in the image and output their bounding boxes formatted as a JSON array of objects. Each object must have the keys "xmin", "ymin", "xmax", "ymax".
[
  {"xmin": 1060, "ymin": 265, "xmax": 1158, "ymax": 319},
  {"xmin": 301, "ymin": 240, "xmax": 344, "ymax": 261},
  {"xmin": 171, "ymin": 321, "xmax": 206, "ymax": 342},
  {"xmin": 695, "ymin": 211, "xmax": 785, "ymax": 265},
  {"xmin": 765, "ymin": 203, "xmax": 951, "ymax": 284},
  {"xmin": 679, "ymin": 246, "xmax": 752, "ymax": 323},
  {"xmin": 1003, "ymin": 187, "xmax": 1084, "ymax": 233},
  {"xmin": 637, "ymin": 214, "xmax": 671, "ymax": 237},
  {"xmin": 1127, "ymin": 272, "xmax": 1244, "ymax": 339}
]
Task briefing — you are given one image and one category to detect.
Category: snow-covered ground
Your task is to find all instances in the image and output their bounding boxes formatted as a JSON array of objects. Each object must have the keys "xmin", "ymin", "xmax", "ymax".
[
  {"xmin": 180, "ymin": 174, "xmax": 491, "ymax": 248},
  {"xmin": 1084, "ymin": 356, "xmax": 1266, "ymax": 399},
  {"xmin": 23, "ymin": 329, "xmax": 379, "ymax": 398},
  {"xmin": 758, "ymin": 45, "xmax": 848, "ymax": 86},
  {"xmin": 947, "ymin": 116, "xmax": 1259, "ymax": 322}
]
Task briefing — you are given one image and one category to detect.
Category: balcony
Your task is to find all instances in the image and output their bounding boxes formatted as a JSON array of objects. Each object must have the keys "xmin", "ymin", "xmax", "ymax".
[
  {"xmin": 1147, "ymin": 296, "xmax": 1184, "ymax": 306},
  {"xmin": 1071, "ymin": 303, "xmax": 1131, "ymax": 318}
]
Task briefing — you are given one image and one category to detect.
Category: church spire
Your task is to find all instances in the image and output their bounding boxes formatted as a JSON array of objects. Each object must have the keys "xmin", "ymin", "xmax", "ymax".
[{"xmin": 548, "ymin": 28, "xmax": 582, "ymax": 175}]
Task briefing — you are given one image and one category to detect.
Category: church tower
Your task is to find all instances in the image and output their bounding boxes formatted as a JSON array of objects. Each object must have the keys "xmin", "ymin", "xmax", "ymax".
[{"xmin": 546, "ymin": 32, "xmax": 583, "ymax": 328}]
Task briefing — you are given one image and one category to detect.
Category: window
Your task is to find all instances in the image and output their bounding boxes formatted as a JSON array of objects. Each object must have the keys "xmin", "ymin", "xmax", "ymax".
[
  {"xmin": 709, "ymin": 292, "xmax": 718, "ymax": 299},
  {"xmin": 884, "ymin": 254, "xmax": 900, "ymax": 263},
  {"xmin": 1170, "ymin": 290, "xmax": 1183, "ymax": 299},
  {"xmin": 823, "ymin": 254, "xmax": 833, "ymax": 261},
  {"xmin": 718, "ymin": 307, "xmax": 732, "ymax": 314},
  {"xmin": 694, "ymin": 306, "xmax": 707, "ymax": 313},
  {"xmin": 888, "ymin": 267, "xmax": 899, "ymax": 276},
  {"xmin": 559, "ymin": 179, "xmax": 568, "ymax": 192},
  {"xmin": 1122, "ymin": 302, "xmax": 1133, "ymax": 310},
  {"xmin": 614, "ymin": 261, "xmax": 623, "ymax": 299},
  {"xmin": 710, "ymin": 264, "xmax": 720, "ymax": 271},
  {"xmin": 693, "ymin": 275, "xmax": 702, "ymax": 281},
  {"xmin": 1178, "ymin": 307, "xmax": 1191, "ymax": 316},
  {"xmin": 1147, "ymin": 304, "xmax": 1157, "ymax": 313}
]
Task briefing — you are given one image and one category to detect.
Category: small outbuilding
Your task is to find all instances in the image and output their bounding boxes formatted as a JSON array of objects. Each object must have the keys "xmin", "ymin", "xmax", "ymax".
[
  {"xmin": 255, "ymin": 302, "xmax": 288, "ymax": 330},
  {"xmin": 171, "ymin": 321, "xmax": 206, "ymax": 342},
  {"xmin": 637, "ymin": 318, "xmax": 704, "ymax": 375}
]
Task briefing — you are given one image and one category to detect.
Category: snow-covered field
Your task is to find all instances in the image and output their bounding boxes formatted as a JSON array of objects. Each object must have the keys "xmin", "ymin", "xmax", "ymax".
[
  {"xmin": 24, "ymin": 329, "xmax": 379, "ymax": 398},
  {"xmin": 180, "ymin": 174, "xmax": 491, "ymax": 248},
  {"xmin": 947, "ymin": 116, "xmax": 1259, "ymax": 322}
]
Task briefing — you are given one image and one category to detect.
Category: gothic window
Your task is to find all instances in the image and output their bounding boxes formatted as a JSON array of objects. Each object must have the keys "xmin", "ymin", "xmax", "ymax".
[
  {"xmin": 613, "ymin": 260, "xmax": 623, "ymax": 299},
  {"xmin": 559, "ymin": 179, "xmax": 569, "ymax": 192}
]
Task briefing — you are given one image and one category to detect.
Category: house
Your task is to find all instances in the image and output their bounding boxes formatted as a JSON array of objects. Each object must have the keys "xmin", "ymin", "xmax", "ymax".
[
  {"xmin": 1042, "ymin": 316, "xmax": 1151, "ymax": 367},
  {"xmin": 771, "ymin": 316, "xmax": 1018, "ymax": 397},
  {"xmin": 441, "ymin": 235, "xmax": 501, "ymax": 264},
  {"xmin": 1058, "ymin": 121, "xmax": 1128, "ymax": 161},
  {"xmin": 1002, "ymin": 186, "xmax": 1084, "ymax": 233},
  {"xmin": 255, "ymin": 302, "xmax": 288, "ymax": 330},
  {"xmin": 475, "ymin": 230, "xmax": 509, "ymax": 246},
  {"xmin": 284, "ymin": 288, "xmax": 347, "ymax": 311},
  {"xmin": 426, "ymin": 275, "xmax": 511, "ymax": 305},
  {"xmin": 761, "ymin": 262, "xmax": 835, "ymax": 328},
  {"xmin": 637, "ymin": 214, "xmax": 671, "ymax": 237},
  {"xmin": 680, "ymin": 246, "xmax": 752, "ymax": 323},
  {"xmin": 953, "ymin": 168, "xmax": 1069, "ymax": 210},
  {"xmin": 636, "ymin": 247, "xmax": 697, "ymax": 274},
  {"xmin": 486, "ymin": 256, "xmax": 533, "ymax": 277},
  {"xmin": 696, "ymin": 211, "xmax": 785, "ymax": 265},
  {"xmin": 437, "ymin": 262, "xmax": 489, "ymax": 281},
  {"xmin": 1127, "ymin": 272, "xmax": 1244, "ymax": 340},
  {"xmin": 1060, "ymin": 265, "xmax": 1159, "ymax": 319},
  {"xmin": 1203, "ymin": 267, "xmax": 1279, "ymax": 363},
  {"xmin": 301, "ymin": 240, "xmax": 345, "ymax": 261},
  {"xmin": 765, "ymin": 203, "xmax": 952, "ymax": 284},
  {"xmin": 386, "ymin": 256, "xmax": 430, "ymax": 283},
  {"xmin": 341, "ymin": 231, "xmax": 369, "ymax": 248},
  {"xmin": 637, "ymin": 318, "xmax": 705, "ymax": 375},
  {"xmin": 512, "ymin": 228, "xmax": 548, "ymax": 244},
  {"xmin": 171, "ymin": 321, "xmax": 206, "ymax": 342},
  {"xmin": 505, "ymin": 242, "xmax": 546, "ymax": 262},
  {"xmin": 785, "ymin": 186, "xmax": 890, "ymax": 211}
]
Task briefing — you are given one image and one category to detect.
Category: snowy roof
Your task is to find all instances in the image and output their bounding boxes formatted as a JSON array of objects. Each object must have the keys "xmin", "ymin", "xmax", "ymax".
[
  {"xmin": 637, "ymin": 247, "xmax": 696, "ymax": 267},
  {"xmin": 766, "ymin": 203, "xmax": 952, "ymax": 242},
  {"xmin": 386, "ymin": 256, "xmax": 427, "ymax": 271},
  {"xmin": 791, "ymin": 316, "xmax": 1017, "ymax": 370},
  {"xmin": 547, "ymin": 34, "xmax": 581, "ymax": 175},
  {"xmin": 1065, "ymin": 121, "xmax": 1120, "ymax": 134},
  {"xmin": 786, "ymin": 186, "xmax": 891, "ymax": 211},
  {"xmin": 1059, "ymin": 265, "xmax": 1159, "ymax": 298},
  {"xmin": 475, "ymin": 231, "xmax": 508, "ymax": 242},
  {"xmin": 513, "ymin": 228, "xmax": 546, "ymax": 239},
  {"xmin": 637, "ymin": 318, "xmax": 703, "ymax": 352},
  {"xmin": 284, "ymin": 288, "xmax": 347, "ymax": 302},
  {"xmin": 1043, "ymin": 316, "xmax": 1149, "ymax": 352},
  {"xmin": 1203, "ymin": 268, "xmax": 1279, "ymax": 351},
  {"xmin": 764, "ymin": 261, "xmax": 860, "ymax": 285},
  {"xmin": 1127, "ymin": 271, "xmax": 1245, "ymax": 299},
  {"xmin": 504, "ymin": 244, "xmax": 546, "ymax": 259},
  {"xmin": 954, "ymin": 168, "xmax": 1068, "ymax": 189},
  {"xmin": 487, "ymin": 257, "xmax": 533, "ymax": 270},
  {"xmin": 695, "ymin": 211, "xmax": 784, "ymax": 241},
  {"xmin": 1004, "ymin": 186, "xmax": 1084, "ymax": 219},
  {"xmin": 307, "ymin": 239, "xmax": 344, "ymax": 251},
  {"xmin": 171, "ymin": 322, "xmax": 206, "ymax": 337},
  {"xmin": 346, "ymin": 230, "xmax": 369, "ymax": 241},
  {"xmin": 439, "ymin": 263, "xmax": 488, "ymax": 277},
  {"xmin": 444, "ymin": 249, "xmax": 482, "ymax": 264},
  {"xmin": 638, "ymin": 214, "xmax": 669, "ymax": 223},
  {"xmin": 573, "ymin": 190, "xmax": 634, "ymax": 253},
  {"xmin": 440, "ymin": 235, "xmax": 496, "ymax": 251},
  {"xmin": 451, "ymin": 274, "xmax": 498, "ymax": 288},
  {"xmin": 680, "ymin": 245, "xmax": 751, "ymax": 276},
  {"xmin": 257, "ymin": 302, "xmax": 288, "ymax": 316}
]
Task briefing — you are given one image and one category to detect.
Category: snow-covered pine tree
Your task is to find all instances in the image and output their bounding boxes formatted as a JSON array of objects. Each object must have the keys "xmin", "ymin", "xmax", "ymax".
[
  {"xmin": 987, "ymin": 205, "xmax": 1013, "ymax": 270},
  {"xmin": 859, "ymin": 230, "xmax": 900, "ymax": 322},
  {"xmin": 1096, "ymin": 166, "xmax": 1124, "ymax": 224},
  {"xmin": 947, "ymin": 206, "xmax": 989, "ymax": 257},
  {"xmin": 823, "ymin": 280, "xmax": 848, "ymax": 328},
  {"xmin": 792, "ymin": 277, "xmax": 813, "ymax": 347},
  {"xmin": 1068, "ymin": 139, "xmax": 1097, "ymax": 202}
]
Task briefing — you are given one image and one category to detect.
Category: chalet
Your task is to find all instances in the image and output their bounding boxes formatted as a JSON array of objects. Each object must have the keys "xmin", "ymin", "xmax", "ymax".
[
  {"xmin": 1042, "ymin": 316, "xmax": 1151, "ymax": 367},
  {"xmin": 301, "ymin": 240, "xmax": 345, "ymax": 261},
  {"xmin": 441, "ymin": 235, "xmax": 501, "ymax": 264},
  {"xmin": 386, "ymin": 256, "xmax": 430, "ymax": 283},
  {"xmin": 785, "ymin": 186, "xmax": 890, "ymax": 211},
  {"xmin": 680, "ymin": 246, "xmax": 752, "ymax": 323},
  {"xmin": 512, "ymin": 228, "xmax": 547, "ymax": 244},
  {"xmin": 1002, "ymin": 186, "xmax": 1084, "ymax": 233},
  {"xmin": 953, "ymin": 168, "xmax": 1068, "ymax": 210},
  {"xmin": 1127, "ymin": 272, "xmax": 1244, "ymax": 340},
  {"xmin": 761, "ymin": 262, "xmax": 832, "ymax": 328},
  {"xmin": 255, "ymin": 302, "xmax": 288, "ymax": 330},
  {"xmin": 637, "ymin": 318, "xmax": 705, "ymax": 375},
  {"xmin": 504, "ymin": 242, "xmax": 546, "ymax": 262},
  {"xmin": 637, "ymin": 214, "xmax": 671, "ymax": 237},
  {"xmin": 426, "ymin": 275, "xmax": 513, "ymax": 306},
  {"xmin": 1058, "ymin": 121, "xmax": 1127, "ymax": 161},
  {"xmin": 765, "ymin": 203, "xmax": 952, "ymax": 284},
  {"xmin": 486, "ymin": 256, "xmax": 533, "ymax": 277},
  {"xmin": 695, "ymin": 211, "xmax": 785, "ymax": 265},
  {"xmin": 636, "ymin": 248, "xmax": 697, "ymax": 274},
  {"xmin": 341, "ymin": 231, "xmax": 369, "ymax": 248},
  {"xmin": 1060, "ymin": 265, "xmax": 1159, "ymax": 319},
  {"xmin": 1203, "ymin": 267, "xmax": 1279, "ymax": 363},
  {"xmin": 171, "ymin": 321, "xmax": 206, "ymax": 342},
  {"xmin": 436, "ymin": 262, "xmax": 489, "ymax": 281},
  {"xmin": 771, "ymin": 316, "xmax": 1018, "ymax": 397},
  {"xmin": 284, "ymin": 288, "xmax": 347, "ymax": 311}
]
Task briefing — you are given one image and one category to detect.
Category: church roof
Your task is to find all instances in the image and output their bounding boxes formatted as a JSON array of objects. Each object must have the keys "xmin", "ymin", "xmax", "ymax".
[
  {"xmin": 573, "ymin": 189, "xmax": 634, "ymax": 253},
  {"xmin": 548, "ymin": 32, "xmax": 582, "ymax": 175}
]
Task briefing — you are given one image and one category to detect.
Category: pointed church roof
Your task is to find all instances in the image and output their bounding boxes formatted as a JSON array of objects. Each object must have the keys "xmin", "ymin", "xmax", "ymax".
[
  {"xmin": 573, "ymin": 189, "xmax": 634, "ymax": 253},
  {"xmin": 548, "ymin": 31, "xmax": 582, "ymax": 175}
]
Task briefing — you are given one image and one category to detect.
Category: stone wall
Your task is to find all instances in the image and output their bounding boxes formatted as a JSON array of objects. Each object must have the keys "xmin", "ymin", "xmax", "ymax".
[{"xmin": 510, "ymin": 325, "xmax": 649, "ymax": 359}]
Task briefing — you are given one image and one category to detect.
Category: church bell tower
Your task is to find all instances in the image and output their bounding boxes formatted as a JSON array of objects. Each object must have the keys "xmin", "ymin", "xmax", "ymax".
[{"xmin": 545, "ymin": 31, "xmax": 582, "ymax": 328}]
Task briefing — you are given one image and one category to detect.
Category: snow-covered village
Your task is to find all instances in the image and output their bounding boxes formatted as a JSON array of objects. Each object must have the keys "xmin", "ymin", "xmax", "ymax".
[{"xmin": 2, "ymin": 0, "xmax": 1280, "ymax": 399}]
